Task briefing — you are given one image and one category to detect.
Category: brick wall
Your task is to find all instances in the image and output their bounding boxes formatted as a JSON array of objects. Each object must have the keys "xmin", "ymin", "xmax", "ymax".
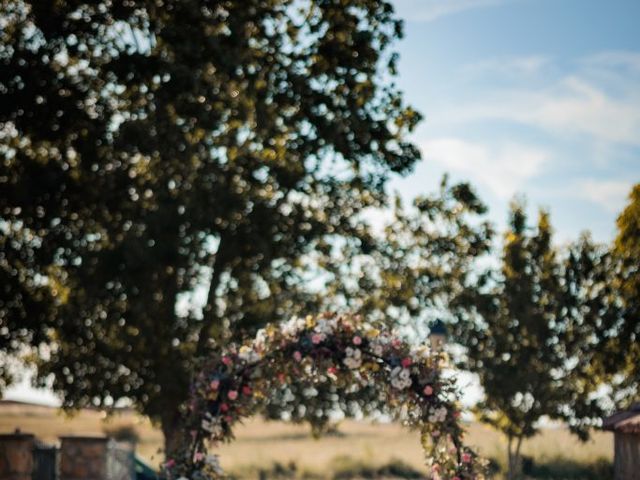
[{"xmin": 0, "ymin": 433, "xmax": 35, "ymax": 480}]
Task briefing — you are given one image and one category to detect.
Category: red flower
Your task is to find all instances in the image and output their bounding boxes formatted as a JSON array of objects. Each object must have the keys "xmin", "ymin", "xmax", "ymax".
[
  {"xmin": 220, "ymin": 403, "xmax": 229, "ymax": 412},
  {"xmin": 242, "ymin": 385, "xmax": 252, "ymax": 396},
  {"xmin": 401, "ymin": 357, "xmax": 412, "ymax": 368}
]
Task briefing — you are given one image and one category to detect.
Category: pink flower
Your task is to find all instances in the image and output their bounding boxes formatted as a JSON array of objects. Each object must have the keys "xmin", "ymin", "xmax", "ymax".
[
  {"xmin": 453, "ymin": 477, "xmax": 461, "ymax": 480},
  {"xmin": 220, "ymin": 403, "xmax": 229, "ymax": 412},
  {"xmin": 210, "ymin": 379, "xmax": 220, "ymax": 390},
  {"xmin": 312, "ymin": 333, "xmax": 324, "ymax": 344},
  {"xmin": 222, "ymin": 356, "xmax": 233, "ymax": 366},
  {"xmin": 453, "ymin": 410, "xmax": 461, "ymax": 419},
  {"xmin": 293, "ymin": 351, "xmax": 303, "ymax": 362},
  {"xmin": 401, "ymin": 357, "xmax": 412, "ymax": 368},
  {"xmin": 164, "ymin": 459, "xmax": 176, "ymax": 468},
  {"xmin": 431, "ymin": 429, "xmax": 440, "ymax": 437},
  {"xmin": 391, "ymin": 338, "xmax": 402, "ymax": 348},
  {"xmin": 423, "ymin": 385, "xmax": 434, "ymax": 396},
  {"xmin": 327, "ymin": 366, "xmax": 338, "ymax": 375},
  {"xmin": 353, "ymin": 335, "xmax": 362, "ymax": 345},
  {"xmin": 462, "ymin": 453, "xmax": 472, "ymax": 463},
  {"xmin": 193, "ymin": 451, "xmax": 204, "ymax": 462},
  {"xmin": 227, "ymin": 390, "xmax": 238, "ymax": 400},
  {"xmin": 242, "ymin": 385, "xmax": 252, "ymax": 396}
]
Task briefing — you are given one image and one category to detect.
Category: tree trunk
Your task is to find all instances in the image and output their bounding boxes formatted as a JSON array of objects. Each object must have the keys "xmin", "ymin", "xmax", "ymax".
[
  {"xmin": 514, "ymin": 436, "xmax": 524, "ymax": 478},
  {"xmin": 506, "ymin": 435, "xmax": 524, "ymax": 480},
  {"xmin": 507, "ymin": 435, "xmax": 514, "ymax": 480},
  {"xmin": 196, "ymin": 238, "xmax": 228, "ymax": 355},
  {"xmin": 161, "ymin": 409, "xmax": 187, "ymax": 461}
]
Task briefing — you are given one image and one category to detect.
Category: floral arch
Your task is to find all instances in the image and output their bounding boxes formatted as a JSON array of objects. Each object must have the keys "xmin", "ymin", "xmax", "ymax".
[{"xmin": 164, "ymin": 313, "xmax": 486, "ymax": 479}]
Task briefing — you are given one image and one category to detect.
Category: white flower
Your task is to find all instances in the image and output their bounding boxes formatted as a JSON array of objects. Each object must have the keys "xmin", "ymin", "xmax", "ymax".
[
  {"xmin": 283, "ymin": 389, "xmax": 295, "ymax": 402},
  {"xmin": 428, "ymin": 406, "xmax": 447, "ymax": 423},
  {"xmin": 390, "ymin": 366, "xmax": 412, "ymax": 390},
  {"xmin": 411, "ymin": 345, "xmax": 431, "ymax": 360},
  {"xmin": 253, "ymin": 329, "xmax": 267, "ymax": 349},
  {"xmin": 343, "ymin": 347, "xmax": 362, "ymax": 369},
  {"xmin": 303, "ymin": 387, "xmax": 319, "ymax": 397},
  {"xmin": 238, "ymin": 345, "xmax": 260, "ymax": 363},
  {"xmin": 205, "ymin": 454, "xmax": 224, "ymax": 474},
  {"xmin": 371, "ymin": 342, "xmax": 384, "ymax": 356},
  {"xmin": 315, "ymin": 317, "xmax": 337, "ymax": 334},
  {"xmin": 201, "ymin": 413, "xmax": 223, "ymax": 436},
  {"xmin": 281, "ymin": 317, "xmax": 305, "ymax": 337}
]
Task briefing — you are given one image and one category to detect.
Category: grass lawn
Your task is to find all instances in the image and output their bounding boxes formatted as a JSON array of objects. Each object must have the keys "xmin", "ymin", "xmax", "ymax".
[{"xmin": 0, "ymin": 401, "xmax": 613, "ymax": 479}]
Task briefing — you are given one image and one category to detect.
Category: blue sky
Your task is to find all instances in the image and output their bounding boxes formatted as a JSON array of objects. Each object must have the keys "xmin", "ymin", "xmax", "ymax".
[{"xmin": 389, "ymin": 0, "xmax": 640, "ymax": 243}]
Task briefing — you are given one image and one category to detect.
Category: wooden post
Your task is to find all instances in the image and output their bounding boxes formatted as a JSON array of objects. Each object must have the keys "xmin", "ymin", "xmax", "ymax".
[
  {"xmin": 0, "ymin": 433, "xmax": 35, "ymax": 480},
  {"xmin": 614, "ymin": 432, "xmax": 640, "ymax": 480}
]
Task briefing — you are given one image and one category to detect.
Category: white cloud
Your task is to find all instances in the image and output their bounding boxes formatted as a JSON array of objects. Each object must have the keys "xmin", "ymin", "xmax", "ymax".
[
  {"xmin": 574, "ymin": 179, "xmax": 633, "ymax": 213},
  {"xmin": 581, "ymin": 51, "xmax": 640, "ymax": 73},
  {"xmin": 393, "ymin": 0, "xmax": 507, "ymax": 22},
  {"xmin": 420, "ymin": 138, "xmax": 549, "ymax": 198},
  {"xmin": 443, "ymin": 60, "xmax": 640, "ymax": 146},
  {"xmin": 463, "ymin": 55, "xmax": 550, "ymax": 76},
  {"xmin": 526, "ymin": 78, "xmax": 640, "ymax": 146}
]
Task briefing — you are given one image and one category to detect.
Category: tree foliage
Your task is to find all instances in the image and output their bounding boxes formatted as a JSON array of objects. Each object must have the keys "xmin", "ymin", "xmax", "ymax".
[
  {"xmin": 455, "ymin": 201, "xmax": 609, "ymax": 479},
  {"xmin": 606, "ymin": 184, "xmax": 640, "ymax": 404},
  {"xmin": 323, "ymin": 176, "xmax": 493, "ymax": 337},
  {"xmin": 0, "ymin": 0, "xmax": 420, "ymax": 452}
]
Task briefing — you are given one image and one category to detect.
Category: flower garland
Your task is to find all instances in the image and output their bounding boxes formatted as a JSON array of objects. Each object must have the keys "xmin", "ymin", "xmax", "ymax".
[{"xmin": 165, "ymin": 313, "xmax": 487, "ymax": 479}]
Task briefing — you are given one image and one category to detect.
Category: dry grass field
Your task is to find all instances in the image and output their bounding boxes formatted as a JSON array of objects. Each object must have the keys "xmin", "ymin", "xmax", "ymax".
[{"xmin": 0, "ymin": 401, "xmax": 613, "ymax": 479}]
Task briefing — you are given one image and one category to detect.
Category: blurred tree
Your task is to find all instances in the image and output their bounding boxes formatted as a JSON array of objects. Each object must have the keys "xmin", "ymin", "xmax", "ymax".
[
  {"xmin": 604, "ymin": 184, "xmax": 640, "ymax": 404},
  {"xmin": 322, "ymin": 176, "xmax": 493, "ymax": 337},
  {"xmin": 262, "ymin": 177, "xmax": 493, "ymax": 428},
  {"xmin": 556, "ymin": 184, "xmax": 640, "ymax": 410},
  {"xmin": 455, "ymin": 201, "xmax": 607, "ymax": 480},
  {"xmin": 0, "ymin": 0, "xmax": 420, "ymax": 454}
]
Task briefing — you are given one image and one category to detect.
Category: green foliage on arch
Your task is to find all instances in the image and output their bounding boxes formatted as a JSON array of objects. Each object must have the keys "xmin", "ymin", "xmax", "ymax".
[{"xmin": 165, "ymin": 314, "xmax": 487, "ymax": 479}]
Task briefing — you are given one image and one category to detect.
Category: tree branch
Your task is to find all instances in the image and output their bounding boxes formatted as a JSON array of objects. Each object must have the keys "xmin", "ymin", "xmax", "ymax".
[{"xmin": 196, "ymin": 237, "xmax": 228, "ymax": 356}]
